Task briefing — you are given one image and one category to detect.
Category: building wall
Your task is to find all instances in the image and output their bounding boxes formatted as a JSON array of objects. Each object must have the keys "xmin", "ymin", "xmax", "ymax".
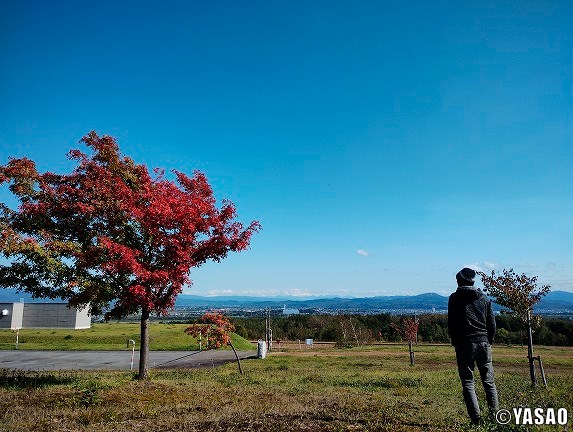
[
  {"xmin": 11, "ymin": 303, "xmax": 24, "ymax": 329},
  {"xmin": 74, "ymin": 306, "xmax": 91, "ymax": 329},
  {"xmin": 0, "ymin": 303, "xmax": 15, "ymax": 329},
  {"xmin": 0, "ymin": 303, "xmax": 90, "ymax": 329}
]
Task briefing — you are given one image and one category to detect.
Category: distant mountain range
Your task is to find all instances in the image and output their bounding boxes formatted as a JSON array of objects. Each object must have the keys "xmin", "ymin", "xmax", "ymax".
[
  {"xmin": 0, "ymin": 288, "xmax": 38, "ymax": 304},
  {"xmin": 173, "ymin": 292, "xmax": 450, "ymax": 310},
  {"xmin": 172, "ymin": 291, "xmax": 573, "ymax": 312},
  {"xmin": 2, "ymin": 288, "xmax": 573, "ymax": 313}
]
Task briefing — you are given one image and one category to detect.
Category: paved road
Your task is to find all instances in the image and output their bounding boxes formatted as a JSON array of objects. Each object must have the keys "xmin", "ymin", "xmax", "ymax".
[{"xmin": 0, "ymin": 349, "xmax": 257, "ymax": 371}]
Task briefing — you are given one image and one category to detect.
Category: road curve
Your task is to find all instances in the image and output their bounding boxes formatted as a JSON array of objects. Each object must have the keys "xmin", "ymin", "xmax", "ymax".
[{"xmin": 0, "ymin": 349, "xmax": 257, "ymax": 371}]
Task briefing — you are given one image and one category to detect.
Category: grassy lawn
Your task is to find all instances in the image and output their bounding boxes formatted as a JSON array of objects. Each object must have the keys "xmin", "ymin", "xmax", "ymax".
[
  {"xmin": 0, "ymin": 322, "xmax": 255, "ymax": 351},
  {"xmin": 0, "ymin": 341, "xmax": 572, "ymax": 431}
]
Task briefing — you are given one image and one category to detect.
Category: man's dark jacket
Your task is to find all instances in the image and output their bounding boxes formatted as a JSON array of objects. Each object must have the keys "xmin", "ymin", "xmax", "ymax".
[{"xmin": 448, "ymin": 286, "xmax": 496, "ymax": 346}]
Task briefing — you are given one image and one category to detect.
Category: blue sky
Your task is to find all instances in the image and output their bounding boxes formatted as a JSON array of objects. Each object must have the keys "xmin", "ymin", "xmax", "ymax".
[{"xmin": 1, "ymin": 1, "xmax": 572, "ymax": 297}]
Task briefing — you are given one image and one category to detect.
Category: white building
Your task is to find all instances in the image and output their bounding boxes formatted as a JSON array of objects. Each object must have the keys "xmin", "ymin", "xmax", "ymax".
[
  {"xmin": 0, "ymin": 302, "xmax": 91, "ymax": 330},
  {"xmin": 282, "ymin": 305, "xmax": 300, "ymax": 316}
]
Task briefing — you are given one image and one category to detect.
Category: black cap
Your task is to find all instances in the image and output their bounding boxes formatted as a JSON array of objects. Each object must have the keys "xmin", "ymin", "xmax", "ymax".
[{"xmin": 456, "ymin": 267, "xmax": 476, "ymax": 286}]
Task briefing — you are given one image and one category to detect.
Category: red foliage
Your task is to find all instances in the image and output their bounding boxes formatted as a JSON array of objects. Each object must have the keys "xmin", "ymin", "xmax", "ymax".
[
  {"xmin": 391, "ymin": 317, "xmax": 419, "ymax": 343},
  {"xmin": 479, "ymin": 268, "xmax": 550, "ymax": 323},
  {"xmin": 185, "ymin": 312, "xmax": 235, "ymax": 349},
  {"xmin": 0, "ymin": 131, "xmax": 261, "ymax": 318}
]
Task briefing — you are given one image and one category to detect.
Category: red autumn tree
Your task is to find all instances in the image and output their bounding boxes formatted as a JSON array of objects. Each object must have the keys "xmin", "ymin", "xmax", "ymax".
[
  {"xmin": 478, "ymin": 269, "xmax": 550, "ymax": 323},
  {"xmin": 0, "ymin": 131, "xmax": 260, "ymax": 379},
  {"xmin": 391, "ymin": 316, "xmax": 419, "ymax": 366},
  {"xmin": 479, "ymin": 269, "xmax": 550, "ymax": 386},
  {"xmin": 185, "ymin": 312, "xmax": 235, "ymax": 349},
  {"xmin": 185, "ymin": 312, "xmax": 244, "ymax": 374}
]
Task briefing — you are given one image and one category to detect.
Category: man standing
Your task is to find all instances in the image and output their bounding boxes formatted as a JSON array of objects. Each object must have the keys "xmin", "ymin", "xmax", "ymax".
[{"xmin": 448, "ymin": 267, "xmax": 499, "ymax": 424}]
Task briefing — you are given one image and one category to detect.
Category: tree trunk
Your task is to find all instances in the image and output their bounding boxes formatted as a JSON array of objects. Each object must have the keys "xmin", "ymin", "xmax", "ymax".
[
  {"xmin": 526, "ymin": 310, "xmax": 537, "ymax": 386},
  {"xmin": 138, "ymin": 307, "xmax": 150, "ymax": 380},
  {"xmin": 408, "ymin": 340, "xmax": 415, "ymax": 366},
  {"xmin": 349, "ymin": 317, "xmax": 360, "ymax": 346}
]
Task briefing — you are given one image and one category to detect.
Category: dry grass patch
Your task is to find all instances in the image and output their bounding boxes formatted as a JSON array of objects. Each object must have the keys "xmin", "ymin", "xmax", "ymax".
[{"xmin": 0, "ymin": 344, "xmax": 572, "ymax": 431}]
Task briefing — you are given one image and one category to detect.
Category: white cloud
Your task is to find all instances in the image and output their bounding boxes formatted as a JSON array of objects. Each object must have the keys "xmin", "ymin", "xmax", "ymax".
[
  {"xmin": 281, "ymin": 288, "xmax": 318, "ymax": 297},
  {"xmin": 352, "ymin": 289, "xmax": 391, "ymax": 297},
  {"xmin": 357, "ymin": 249, "xmax": 370, "ymax": 257},
  {"xmin": 464, "ymin": 261, "xmax": 500, "ymax": 273},
  {"xmin": 483, "ymin": 261, "xmax": 500, "ymax": 271},
  {"xmin": 206, "ymin": 289, "xmax": 234, "ymax": 296},
  {"xmin": 190, "ymin": 287, "xmax": 322, "ymax": 298}
]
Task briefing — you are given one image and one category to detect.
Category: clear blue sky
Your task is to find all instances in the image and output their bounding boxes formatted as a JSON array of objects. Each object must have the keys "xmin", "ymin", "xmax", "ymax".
[{"xmin": 1, "ymin": 1, "xmax": 572, "ymax": 297}]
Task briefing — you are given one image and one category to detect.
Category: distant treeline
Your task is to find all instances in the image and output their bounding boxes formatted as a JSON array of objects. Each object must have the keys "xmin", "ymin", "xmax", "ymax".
[{"xmin": 228, "ymin": 314, "xmax": 573, "ymax": 346}]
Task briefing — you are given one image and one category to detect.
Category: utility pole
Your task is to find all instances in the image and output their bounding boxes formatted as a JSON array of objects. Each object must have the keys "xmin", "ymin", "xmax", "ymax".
[{"xmin": 265, "ymin": 307, "xmax": 272, "ymax": 351}]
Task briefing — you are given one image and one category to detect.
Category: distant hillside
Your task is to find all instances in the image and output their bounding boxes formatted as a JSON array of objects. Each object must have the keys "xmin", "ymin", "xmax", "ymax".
[
  {"xmin": 535, "ymin": 290, "xmax": 573, "ymax": 311},
  {"xmin": 0, "ymin": 288, "xmax": 49, "ymax": 303},
  {"xmin": 175, "ymin": 291, "xmax": 573, "ymax": 312},
  {"xmin": 172, "ymin": 292, "xmax": 450, "ymax": 310},
  {"xmin": 2, "ymin": 287, "xmax": 572, "ymax": 312},
  {"xmin": 0, "ymin": 288, "xmax": 67, "ymax": 304}
]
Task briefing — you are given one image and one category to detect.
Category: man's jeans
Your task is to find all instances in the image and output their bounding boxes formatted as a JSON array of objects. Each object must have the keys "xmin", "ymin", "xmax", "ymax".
[{"xmin": 455, "ymin": 341, "xmax": 499, "ymax": 424}]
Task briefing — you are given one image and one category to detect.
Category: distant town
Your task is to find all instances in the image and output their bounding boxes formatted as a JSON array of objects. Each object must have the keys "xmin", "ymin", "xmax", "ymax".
[
  {"xmin": 153, "ymin": 291, "xmax": 573, "ymax": 321},
  {"xmin": 3, "ymin": 289, "xmax": 572, "ymax": 321}
]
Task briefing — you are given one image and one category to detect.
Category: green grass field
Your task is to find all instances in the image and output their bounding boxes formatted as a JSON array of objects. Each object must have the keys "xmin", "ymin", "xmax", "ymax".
[
  {"xmin": 0, "ymin": 325, "xmax": 572, "ymax": 431},
  {"xmin": 0, "ymin": 322, "xmax": 255, "ymax": 351}
]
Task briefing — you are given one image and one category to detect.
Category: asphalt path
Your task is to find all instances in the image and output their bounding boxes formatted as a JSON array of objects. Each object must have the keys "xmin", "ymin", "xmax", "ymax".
[{"xmin": 0, "ymin": 349, "xmax": 257, "ymax": 371}]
